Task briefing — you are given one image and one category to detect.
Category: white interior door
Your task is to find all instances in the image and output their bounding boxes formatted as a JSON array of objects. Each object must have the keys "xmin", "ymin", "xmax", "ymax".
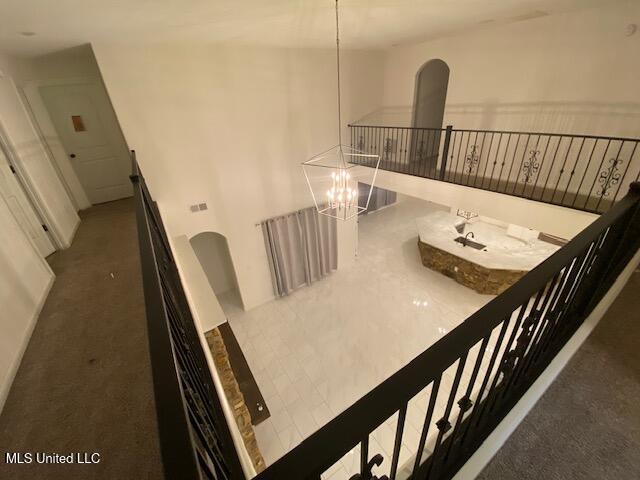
[
  {"xmin": 39, "ymin": 82, "xmax": 132, "ymax": 205},
  {"xmin": 0, "ymin": 144, "xmax": 55, "ymax": 257}
]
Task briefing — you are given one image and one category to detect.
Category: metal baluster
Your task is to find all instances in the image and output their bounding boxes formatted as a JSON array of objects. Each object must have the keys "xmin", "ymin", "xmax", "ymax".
[
  {"xmin": 411, "ymin": 377, "xmax": 441, "ymax": 477},
  {"xmin": 453, "ymin": 131, "xmax": 467, "ymax": 184},
  {"xmin": 427, "ymin": 129, "xmax": 436, "ymax": 178},
  {"xmin": 494, "ymin": 134, "xmax": 512, "ymax": 192},
  {"xmin": 446, "ymin": 131, "xmax": 458, "ymax": 183},
  {"xmin": 464, "ymin": 131, "xmax": 477, "ymax": 185},
  {"xmin": 425, "ymin": 355, "xmax": 468, "ymax": 479},
  {"xmin": 571, "ymin": 138, "xmax": 598, "ymax": 208},
  {"xmin": 389, "ymin": 405, "xmax": 407, "ymax": 480},
  {"xmin": 594, "ymin": 140, "xmax": 626, "ymax": 212},
  {"xmin": 503, "ymin": 134, "xmax": 522, "ymax": 193},
  {"xmin": 559, "ymin": 137, "xmax": 586, "ymax": 205},
  {"xmin": 539, "ymin": 240, "xmax": 601, "ymax": 355},
  {"xmin": 458, "ymin": 318, "xmax": 511, "ymax": 448},
  {"xmin": 471, "ymin": 132, "xmax": 487, "ymax": 187},
  {"xmin": 511, "ymin": 133, "xmax": 532, "ymax": 195},
  {"xmin": 538, "ymin": 136, "xmax": 563, "ymax": 202},
  {"xmin": 493, "ymin": 285, "xmax": 548, "ymax": 406},
  {"xmin": 521, "ymin": 259, "xmax": 575, "ymax": 371},
  {"xmin": 548, "ymin": 136, "xmax": 574, "ymax": 204},
  {"xmin": 400, "ymin": 128, "xmax": 409, "ymax": 173},
  {"xmin": 391, "ymin": 127, "xmax": 397, "ymax": 172},
  {"xmin": 528, "ymin": 135, "xmax": 551, "ymax": 200},
  {"xmin": 479, "ymin": 302, "xmax": 531, "ymax": 418},
  {"xmin": 478, "ymin": 132, "xmax": 494, "ymax": 189},
  {"xmin": 443, "ymin": 337, "xmax": 490, "ymax": 463},
  {"xmin": 511, "ymin": 271, "xmax": 564, "ymax": 386},
  {"xmin": 360, "ymin": 436, "xmax": 369, "ymax": 477},
  {"xmin": 519, "ymin": 134, "xmax": 542, "ymax": 197},
  {"xmin": 428, "ymin": 129, "xmax": 437, "ymax": 178},
  {"xmin": 417, "ymin": 129, "xmax": 426, "ymax": 177},
  {"xmin": 611, "ymin": 141, "xmax": 638, "ymax": 202},
  {"xmin": 583, "ymin": 138, "xmax": 611, "ymax": 210}
]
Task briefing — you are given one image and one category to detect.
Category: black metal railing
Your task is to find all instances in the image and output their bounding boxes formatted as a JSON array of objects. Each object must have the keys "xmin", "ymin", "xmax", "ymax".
[
  {"xmin": 133, "ymin": 148, "xmax": 640, "ymax": 480},
  {"xmin": 254, "ymin": 182, "xmax": 640, "ymax": 480},
  {"xmin": 131, "ymin": 154, "xmax": 245, "ymax": 480},
  {"xmin": 349, "ymin": 125, "xmax": 640, "ymax": 214}
]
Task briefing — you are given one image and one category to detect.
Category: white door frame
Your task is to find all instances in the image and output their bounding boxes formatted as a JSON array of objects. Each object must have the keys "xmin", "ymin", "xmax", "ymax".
[
  {"xmin": 21, "ymin": 76, "xmax": 115, "ymax": 210},
  {"xmin": 0, "ymin": 122, "xmax": 61, "ymax": 250}
]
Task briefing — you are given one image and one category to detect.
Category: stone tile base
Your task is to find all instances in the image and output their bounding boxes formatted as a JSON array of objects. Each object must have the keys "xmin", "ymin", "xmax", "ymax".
[
  {"xmin": 418, "ymin": 240, "xmax": 526, "ymax": 295},
  {"xmin": 205, "ymin": 328, "xmax": 266, "ymax": 473}
]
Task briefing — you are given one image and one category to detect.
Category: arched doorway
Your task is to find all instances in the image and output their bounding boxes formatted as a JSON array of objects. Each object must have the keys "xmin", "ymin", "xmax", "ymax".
[
  {"xmin": 411, "ymin": 59, "xmax": 450, "ymax": 175},
  {"xmin": 190, "ymin": 231, "xmax": 243, "ymax": 316},
  {"xmin": 413, "ymin": 59, "xmax": 449, "ymax": 129}
]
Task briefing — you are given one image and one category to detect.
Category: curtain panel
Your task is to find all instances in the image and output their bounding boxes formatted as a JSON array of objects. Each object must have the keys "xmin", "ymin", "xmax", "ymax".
[{"xmin": 261, "ymin": 206, "xmax": 337, "ymax": 297}]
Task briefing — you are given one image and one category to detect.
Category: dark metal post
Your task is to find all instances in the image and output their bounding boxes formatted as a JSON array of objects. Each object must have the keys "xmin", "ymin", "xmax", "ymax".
[{"xmin": 440, "ymin": 125, "xmax": 453, "ymax": 180}]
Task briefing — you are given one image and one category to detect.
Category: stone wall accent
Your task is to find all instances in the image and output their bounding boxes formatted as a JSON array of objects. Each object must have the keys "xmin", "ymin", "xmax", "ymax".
[
  {"xmin": 205, "ymin": 328, "xmax": 266, "ymax": 473},
  {"xmin": 418, "ymin": 240, "xmax": 526, "ymax": 295}
]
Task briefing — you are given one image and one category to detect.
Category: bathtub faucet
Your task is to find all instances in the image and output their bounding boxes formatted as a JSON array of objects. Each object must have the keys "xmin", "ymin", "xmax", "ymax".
[{"xmin": 463, "ymin": 231, "xmax": 475, "ymax": 246}]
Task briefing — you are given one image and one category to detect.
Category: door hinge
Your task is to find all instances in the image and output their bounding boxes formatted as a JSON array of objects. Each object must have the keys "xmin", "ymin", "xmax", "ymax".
[
  {"xmin": 42, "ymin": 224, "xmax": 49, "ymax": 232},
  {"xmin": 9, "ymin": 165, "xmax": 16, "ymax": 174}
]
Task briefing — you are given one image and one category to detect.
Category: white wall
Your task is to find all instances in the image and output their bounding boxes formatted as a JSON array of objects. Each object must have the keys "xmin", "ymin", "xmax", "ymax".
[
  {"xmin": 373, "ymin": 3, "xmax": 640, "ymax": 138},
  {"xmin": 190, "ymin": 232, "xmax": 238, "ymax": 296},
  {"xmin": 92, "ymin": 43, "xmax": 384, "ymax": 309},
  {"xmin": 172, "ymin": 235, "xmax": 227, "ymax": 332},
  {"xmin": 0, "ymin": 52, "xmax": 79, "ymax": 248},
  {"xmin": 371, "ymin": 168, "xmax": 597, "ymax": 240},
  {"xmin": 0, "ymin": 173, "xmax": 54, "ymax": 412}
]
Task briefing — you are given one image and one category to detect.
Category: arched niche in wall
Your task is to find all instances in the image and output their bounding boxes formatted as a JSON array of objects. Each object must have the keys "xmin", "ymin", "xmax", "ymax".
[
  {"xmin": 189, "ymin": 231, "xmax": 243, "ymax": 315},
  {"xmin": 410, "ymin": 59, "xmax": 450, "ymax": 175}
]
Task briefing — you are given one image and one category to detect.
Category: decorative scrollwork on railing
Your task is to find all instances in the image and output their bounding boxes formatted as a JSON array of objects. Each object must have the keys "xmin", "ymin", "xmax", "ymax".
[
  {"xmin": 383, "ymin": 137, "xmax": 395, "ymax": 160},
  {"xmin": 464, "ymin": 145, "xmax": 479, "ymax": 174},
  {"xmin": 349, "ymin": 453, "xmax": 389, "ymax": 480},
  {"xmin": 597, "ymin": 158, "xmax": 623, "ymax": 197},
  {"xmin": 416, "ymin": 140, "xmax": 427, "ymax": 163},
  {"xmin": 357, "ymin": 135, "xmax": 365, "ymax": 151},
  {"xmin": 522, "ymin": 149, "xmax": 540, "ymax": 183}
]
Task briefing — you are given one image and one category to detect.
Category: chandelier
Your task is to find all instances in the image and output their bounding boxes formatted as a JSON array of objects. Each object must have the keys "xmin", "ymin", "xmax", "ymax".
[{"xmin": 302, "ymin": 0, "xmax": 380, "ymax": 221}]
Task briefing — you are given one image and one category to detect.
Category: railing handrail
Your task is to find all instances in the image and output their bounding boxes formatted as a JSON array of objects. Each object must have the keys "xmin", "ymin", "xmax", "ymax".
[
  {"xmin": 349, "ymin": 124, "xmax": 640, "ymax": 143},
  {"xmin": 348, "ymin": 124, "xmax": 640, "ymax": 214},
  {"xmin": 255, "ymin": 183, "xmax": 640, "ymax": 479},
  {"xmin": 132, "ymin": 155, "xmax": 245, "ymax": 480},
  {"xmin": 349, "ymin": 123, "xmax": 446, "ymax": 132}
]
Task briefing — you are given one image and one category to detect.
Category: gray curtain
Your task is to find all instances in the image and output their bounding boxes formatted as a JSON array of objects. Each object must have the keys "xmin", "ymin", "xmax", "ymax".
[
  {"xmin": 359, "ymin": 182, "xmax": 397, "ymax": 213},
  {"xmin": 261, "ymin": 206, "xmax": 337, "ymax": 297}
]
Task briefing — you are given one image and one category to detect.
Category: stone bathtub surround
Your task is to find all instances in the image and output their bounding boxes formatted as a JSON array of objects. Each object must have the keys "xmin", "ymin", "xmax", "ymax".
[{"xmin": 416, "ymin": 211, "xmax": 560, "ymax": 294}]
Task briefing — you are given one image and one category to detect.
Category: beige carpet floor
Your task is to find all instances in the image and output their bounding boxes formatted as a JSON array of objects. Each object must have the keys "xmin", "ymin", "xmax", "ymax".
[
  {"xmin": 0, "ymin": 198, "xmax": 163, "ymax": 479},
  {"xmin": 478, "ymin": 271, "xmax": 640, "ymax": 479}
]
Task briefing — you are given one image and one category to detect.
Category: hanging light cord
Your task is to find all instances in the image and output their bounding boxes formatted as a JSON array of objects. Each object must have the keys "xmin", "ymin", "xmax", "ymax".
[{"xmin": 335, "ymin": 0, "xmax": 342, "ymax": 146}]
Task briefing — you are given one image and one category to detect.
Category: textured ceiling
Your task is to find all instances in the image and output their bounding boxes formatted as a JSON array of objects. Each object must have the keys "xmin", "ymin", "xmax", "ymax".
[{"xmin": 0, "ymin": 0, "xmax": 615, "ymax": 57}]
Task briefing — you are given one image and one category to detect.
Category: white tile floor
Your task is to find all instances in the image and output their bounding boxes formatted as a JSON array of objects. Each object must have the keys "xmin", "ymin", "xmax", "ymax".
[{"xmin": 228, "ymin": 196, "xmax": 503, "ymax": 475}]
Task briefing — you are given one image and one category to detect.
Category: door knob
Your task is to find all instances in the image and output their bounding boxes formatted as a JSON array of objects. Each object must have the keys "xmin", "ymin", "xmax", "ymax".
[{"xmin": 69, "ymin": 154, "xmax": 76, "ymax": 158}]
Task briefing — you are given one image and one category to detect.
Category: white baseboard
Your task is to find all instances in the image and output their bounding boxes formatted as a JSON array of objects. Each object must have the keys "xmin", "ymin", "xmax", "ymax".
[
  {"xmin": 0, "ymin": 274, "xmax": 55, "ymax": 413},
  {"xmin": 453, "ymin": 247, "xmax": 640, "ymax": 480}
]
